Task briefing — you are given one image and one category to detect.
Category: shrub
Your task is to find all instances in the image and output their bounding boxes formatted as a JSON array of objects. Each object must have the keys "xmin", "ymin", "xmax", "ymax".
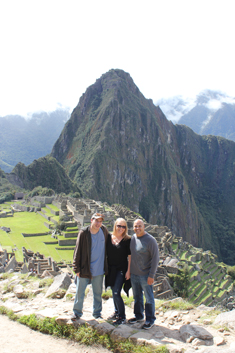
[
  {"xmin": 227, "ymin": 266, "xmax": 235, "ymax": 280},
  {"xmin": 168, "ymin": 267, "xmax": 190, "ymax": 298},
  {"xmin": 0, "ymin": 192, "xmax": 14, "ymax": 204}
]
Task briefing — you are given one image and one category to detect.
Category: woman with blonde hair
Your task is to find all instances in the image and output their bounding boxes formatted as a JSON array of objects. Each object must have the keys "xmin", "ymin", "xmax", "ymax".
[{"xmin": 105, "ymin": 218, "xmax": 131, "ymax": 325}]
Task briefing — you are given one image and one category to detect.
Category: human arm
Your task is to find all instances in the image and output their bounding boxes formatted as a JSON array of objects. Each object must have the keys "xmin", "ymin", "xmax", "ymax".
[
  {"xmin": 72, "ymin": 230, "xmax": 83, "ymax": 274},
  {"xmin": 148, "ymin": 237, "xmax": 159, "ymax": 279},
  {"xmin": 125, "ymin": 255, "xmax": 131, "ymax": 280}
]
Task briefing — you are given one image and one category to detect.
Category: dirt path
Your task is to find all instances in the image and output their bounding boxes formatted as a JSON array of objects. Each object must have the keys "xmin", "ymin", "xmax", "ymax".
[{"xmin": 0, "ymin": 315, "xmax": 111, "ymax": 353}]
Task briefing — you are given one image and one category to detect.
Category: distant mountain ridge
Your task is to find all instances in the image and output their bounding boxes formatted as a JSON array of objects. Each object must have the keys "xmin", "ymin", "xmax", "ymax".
[
  {"xmin": 0, "ymin": 109, "xmax": 70, "ymax": 172},
  {"xmin": 157, "ymin": 90, "xmax": 235, "ymax": 141},
  {"xmin": 6, "ymin": 156, "xmax": 79, "ymax": 195}
]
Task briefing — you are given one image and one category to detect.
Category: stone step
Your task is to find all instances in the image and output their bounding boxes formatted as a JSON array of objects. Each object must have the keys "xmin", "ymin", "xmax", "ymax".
[{"xmin": 63, "ymin": 232, "xmax": 78, "ymax": 238}]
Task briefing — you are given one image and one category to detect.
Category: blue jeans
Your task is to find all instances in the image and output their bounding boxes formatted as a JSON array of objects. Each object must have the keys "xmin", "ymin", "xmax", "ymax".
[
  {"xmin": 131, "ymin": 273, "xmax": 156, "ymax": 325},
  {"xmin": 112, "ymin": 271, "xmax": 125, "ymax": 319},
  {"xmin": 73, "ymin": 275, "xmax": 103, "ymax": 318}
]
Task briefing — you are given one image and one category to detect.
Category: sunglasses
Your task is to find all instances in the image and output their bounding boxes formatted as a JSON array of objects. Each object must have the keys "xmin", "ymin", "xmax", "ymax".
[{"xmin": 116, "ymin": 224, "xmax": 126, "ymax": 229}]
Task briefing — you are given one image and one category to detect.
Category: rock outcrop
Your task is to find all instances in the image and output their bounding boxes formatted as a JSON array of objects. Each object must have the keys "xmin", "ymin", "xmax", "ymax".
[{"xmin": 1, "ymin": 272, "xmax": 235, "ymax": 353}]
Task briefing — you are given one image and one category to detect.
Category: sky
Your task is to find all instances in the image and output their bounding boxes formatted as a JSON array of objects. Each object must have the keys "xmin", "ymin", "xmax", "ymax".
[{"xmin": 0, "ymin": 0, "xmax": 235, "ymax": 117}]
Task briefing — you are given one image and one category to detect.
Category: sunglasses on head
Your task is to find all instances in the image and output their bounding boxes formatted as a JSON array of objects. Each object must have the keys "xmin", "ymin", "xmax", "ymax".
[{"xmin": 116, "ymin": 224, "xmax": 126, "ymax": 229}]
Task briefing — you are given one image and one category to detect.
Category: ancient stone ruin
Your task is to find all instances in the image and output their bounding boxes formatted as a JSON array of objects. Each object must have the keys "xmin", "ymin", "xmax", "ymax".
[{"xmin": 1, "ymin": 195, "xmax": 234, "ymax": 307}]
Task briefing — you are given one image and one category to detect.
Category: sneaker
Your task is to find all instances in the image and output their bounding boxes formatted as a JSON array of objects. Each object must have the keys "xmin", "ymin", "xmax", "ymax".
[
  {"xmin": 128, "ymin": 317, "xmax": 145, "ymax": 324},
  {"xmin": 93, "ymin": 315, "xmax": 103, "ymax": 319},
  {"xmin": 107, "ymin": 313, "xmax": 119, "ymax": 320},
  {"xmin": 71, "ymin": 314, "xmax": 80, "ymax": 322},
  {"xmin": 113, "ymin": 318, "xmax": 126, "ymax": 325},
  {"xmin": 142, "ymin": 322, "xmax": 154, "ymax": 330}
]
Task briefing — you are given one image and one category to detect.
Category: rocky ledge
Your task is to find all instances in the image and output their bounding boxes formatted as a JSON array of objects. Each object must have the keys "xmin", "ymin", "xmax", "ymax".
[{"xmin": 1, "ymin": 272, "xmax": 235, "ymax": 353}]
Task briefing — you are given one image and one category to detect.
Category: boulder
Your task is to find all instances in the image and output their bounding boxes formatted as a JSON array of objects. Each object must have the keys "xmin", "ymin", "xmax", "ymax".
[
  {"xmin": 21, "ymin": 263, "xmax": 28, "ymax": 274},
  {"xmin": 180, "ymin": 324, "xmax": 213, "ymax": 343},
  {"xmin": 13, "ymin": 284, "xmax": 25, "ymax": 298},
  {"xmin": 214, "ymin": 309, "xmax": 235, "ymax": 329},
  {"xmin": 45, "ymin": 273, "xmax": 71, "ymax": 298},
  {"xmin": 41, "ymin": 270, "xmax": 54, "ymax": 278}
]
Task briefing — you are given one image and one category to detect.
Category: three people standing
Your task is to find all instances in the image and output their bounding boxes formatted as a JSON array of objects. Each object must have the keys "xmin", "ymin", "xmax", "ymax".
[{"xmin": 72, "ymin": 214, "xmax": 159, "ymax": 330}]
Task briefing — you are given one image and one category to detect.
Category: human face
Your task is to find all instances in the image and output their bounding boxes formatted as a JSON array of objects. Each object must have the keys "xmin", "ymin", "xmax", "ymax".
[
  {"xmin": 133, "ymin": 220, "xmax": 145, "ymax": 237},
  {"xmin": 90, "ymin": 217, "xmax": 103, "ymax": 233},
  {"xmin": 115, "ymin": 220, "xmax": 126, "ymax": 236}
]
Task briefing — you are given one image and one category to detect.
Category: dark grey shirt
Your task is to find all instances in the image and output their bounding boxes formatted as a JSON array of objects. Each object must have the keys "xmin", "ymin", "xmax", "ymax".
[{"xmin": 130, "ymin": 232, "xmax": 159, "ymax": 278}]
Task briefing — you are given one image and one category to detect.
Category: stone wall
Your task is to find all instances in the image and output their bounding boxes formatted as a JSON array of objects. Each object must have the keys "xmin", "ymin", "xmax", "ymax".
[
  {"xmin": 58, "ymin": 239, "xmax": 76, "ymax": 246},
  {"xmin": 34, "ymin": 196, "xmax": 55, "ymax": 204},
  {"xmin": 5, "ymin": 255, "xmax": 18, "ymax": 272},
  {"xmin": 22, "ymin": 232, "xmax": 50, "ymax": 237}
]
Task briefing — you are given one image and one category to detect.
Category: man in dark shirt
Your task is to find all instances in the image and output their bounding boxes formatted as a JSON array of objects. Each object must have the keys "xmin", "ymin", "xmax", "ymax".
[{"xmin": 72, "ymin": 213, "xmax": 109, "ymax": 320}]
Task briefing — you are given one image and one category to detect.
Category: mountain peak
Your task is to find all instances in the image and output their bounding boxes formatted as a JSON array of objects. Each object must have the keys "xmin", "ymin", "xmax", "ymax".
[
  {"xmin": 157, "ymin": 89, "xmax": 235, "ymax": 124},
  {"xmin": 196, "ymin": 89, "xmax": 226, "ymax": 105}
]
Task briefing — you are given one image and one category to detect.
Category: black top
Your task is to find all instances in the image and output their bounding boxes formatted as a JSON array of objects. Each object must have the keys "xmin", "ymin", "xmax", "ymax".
[
  {"xmin": 105, "ymin": 234, "xmax": 131, "ymax": 290},
  {"xmin": 107, "ymin": 234, "xmax": 131, "ymax": 272}
]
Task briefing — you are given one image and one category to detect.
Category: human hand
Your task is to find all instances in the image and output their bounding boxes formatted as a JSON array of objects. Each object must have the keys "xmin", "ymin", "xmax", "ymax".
[
  {"xmin": 125, "ymin": 270, "xmax": 130, "ymax": 280},
  {"xmin": 147, "ymin": 277, "xmax": 154, "ymax": 285},
  {"xmin": 76, "ymin": 273, "xmax": 80, "ymax": 277}
]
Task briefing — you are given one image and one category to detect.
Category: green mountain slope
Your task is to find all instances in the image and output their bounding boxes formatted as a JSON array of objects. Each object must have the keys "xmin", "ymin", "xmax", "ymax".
[
  {"xmin": 6, "ymin": 157, "xmax": 79, "ymax": 195},
  {"xmin": 0, "ymin": 167, "xmax": 23, "ymax": 203},
  {"xmin": 51, "ymin": 69, "xmax": 235, "ymax": 265}
]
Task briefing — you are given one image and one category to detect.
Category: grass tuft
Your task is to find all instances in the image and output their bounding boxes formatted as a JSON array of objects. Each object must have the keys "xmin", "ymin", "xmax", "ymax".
[
  {"xmin": 39, "ymin": 278, "xmax": 54, "ymax": 288},
  {"xmin": 0, "ymin": 273, "xmax": 14, "ymax": 281},
  {"xmin": 0, "ymin": 305, "xmax": 168, "ymax": 353},
  {"xmin": 102, "ymin": 288, "xmax": 112, "ymax": 299},
  {"xmin": 155, "ymin": 298, "xmax": 194, "ymax": 312}
]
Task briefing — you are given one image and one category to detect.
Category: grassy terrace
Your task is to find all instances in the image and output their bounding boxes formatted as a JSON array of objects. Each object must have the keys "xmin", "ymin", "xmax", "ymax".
[
  {"xmin": 40, "ymin": 206, "xmax": 60, "ymax": 224},
  {"xmin": 218, "ymin": 289, "xmax": 226, "ymax": 298},
  {"xmin": 0, "ymin": 206, "xmax": 74, "ymax": 263},
  {"xmin": 187, "ymin": 254, "xmax": 195, "ymax": 261},
  {"xmin": 202, "ymin": 262, "xmax": 211, "ymax": 270},
  {"xmin": 188, "ymin": 269, "xmax": 198, "ymax": 279},
  {"xmin": 51, "ymin": 215, "xmax": 60, "ymax": 222},
  {"xmin": 197, "ymin": 291, "xmax": 212, "ymax": 305},
  {"xmin": 212, "ymin": 286, "xmax": 220, "ymax": 295},
  {"xmin": 189, "ymin": 279, "xmax": 198, "ymax": 288},
  {"xmin": 180, "ymin": 251, "xmax": 188, "ymax": 260},
  {"xmin": 214, "ymin": 272, "xmax": 224, "ymax": 285},
  {"xmin": 188, "ymin": 282, "xmax": 202, "ymax": 297},
  {"xmin": 219, "ymin": 279, "xmax": 231, "ymax": 290},
  {"xmin": 201, "ymin": 272, "xmax": 210, "ymax": 281},
  {"xmin": 195, "ymin": 283, "xmax": 206, "ymax": 296},
  {"xmin": 65, "ymin": 227, "xmax": 78, "ymax": 231},
  {"xmin": 46, "ymin": 204, "xmax": 60, "ymax": 211},
  {"xmin": 176, "ymin": 243, "xmax": 233, "ymax": 305},
  {"xmin": 41, "ymin": 207, "xmax": 58, "ymax": 217}
]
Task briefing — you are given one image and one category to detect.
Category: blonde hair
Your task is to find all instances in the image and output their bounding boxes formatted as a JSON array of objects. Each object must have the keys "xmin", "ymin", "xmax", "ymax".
[{"xmin": 113, "ymin": 218, "xmax": 130, "ymax": 240}]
